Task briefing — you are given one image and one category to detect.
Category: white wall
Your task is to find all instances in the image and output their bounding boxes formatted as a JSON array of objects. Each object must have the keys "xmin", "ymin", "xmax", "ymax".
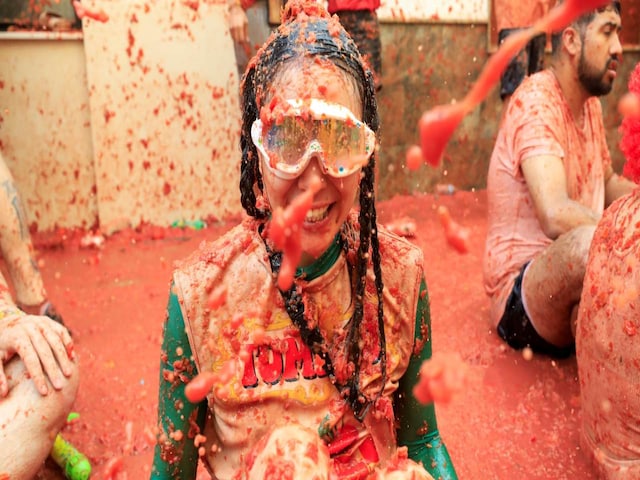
[
  {"xmin": 1, "ymin": 1, "xmax": 244, "ymax": 232},
  {"xmin": 379, "ymin": 0, "xmax": 489, "ymax": 23},
  {"xmin": 0, "ymin": 35, "xmax": 98, "ymax": 232},
  {"xmin": 82, "ymin": 0, "xmax": 243, "ymax": 232}
]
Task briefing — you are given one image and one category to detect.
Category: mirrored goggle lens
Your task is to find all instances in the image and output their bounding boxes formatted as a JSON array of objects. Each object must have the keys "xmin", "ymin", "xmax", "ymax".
[{"xmin": 264, "ymin": 116, "xmax": 372, "ymax": 176}]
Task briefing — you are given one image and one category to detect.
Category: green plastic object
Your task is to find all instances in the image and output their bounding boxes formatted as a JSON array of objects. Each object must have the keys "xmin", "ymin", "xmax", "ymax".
[
  {"xmin": 67, "ymin": 412, "xmax": 80, "ymax": 423},
  {"xmin": 51, "ymin": 434, "xmax": 92, "ymax": 480},
  {"xmin": 171, "ymin": 219, "xmax": 206, "ymax": 230}
]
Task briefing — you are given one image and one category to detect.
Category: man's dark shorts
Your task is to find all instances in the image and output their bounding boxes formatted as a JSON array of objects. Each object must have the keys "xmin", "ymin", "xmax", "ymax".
[
  {"xmin": 498, "ymin": 28, "xmax": 546, "ymax": 99},
  {"xmin": 497, "ymin": 263, "xmax": 575, "ymax": 359}
]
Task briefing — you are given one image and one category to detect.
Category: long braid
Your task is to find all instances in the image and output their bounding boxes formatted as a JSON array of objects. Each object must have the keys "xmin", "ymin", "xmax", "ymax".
[
  {"xmin": 262, "ymin": 235, "xmax": 336, "ymax": 380},
  {"xmin": 342, "ymin": 68, "xmax": 385, "ymax": 419},
  {"xmin": 363, "ymin": 70, "xmax": 387, "ymax": 412},
  {"xmin": 240, "ymin": 66, "xmax": 267, "ymax": 220}
]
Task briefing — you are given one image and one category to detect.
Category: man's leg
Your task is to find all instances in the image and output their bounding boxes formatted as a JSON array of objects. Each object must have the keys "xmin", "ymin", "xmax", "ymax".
[
  {"xmin": 0, "ymin": 357, "xmax": 79, "ymax": 480},
  {"xmin": 522, "ymin": 225, "xmax": 596, "ymax": 348}
]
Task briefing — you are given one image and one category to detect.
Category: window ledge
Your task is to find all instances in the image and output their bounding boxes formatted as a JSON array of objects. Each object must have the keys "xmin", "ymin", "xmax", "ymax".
[{"xmin": 0, "ymin": 30, "xmax": 83, "ymax": 41}]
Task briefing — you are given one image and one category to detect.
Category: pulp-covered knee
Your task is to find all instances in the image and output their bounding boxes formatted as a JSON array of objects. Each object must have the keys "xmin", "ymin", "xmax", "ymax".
[
  {"xmin": 5, "ymin": 354, "xmax": 79, "ymax": 432},
  {"xmin": 245, "ymin": 424, "xmax": 330, "ymax": 480}
]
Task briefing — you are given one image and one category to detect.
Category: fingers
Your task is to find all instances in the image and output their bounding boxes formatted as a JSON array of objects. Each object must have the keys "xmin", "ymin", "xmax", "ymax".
[
  {"xmin": 30, "ymin": 320, "xmax": 75, "ymax": 391},
  {"xmin": 230, "ymin": 25, "xmax": 243, "ymax": 43},
  {"xmin": 6, "ymin": 316, "xmax": 76, "ymax": 396},
  {"xmin": 0, "ymin": 315, "xmax": 75, "ymax": 397},
  {"xmin": 239, "ymin": 23, "xmax": 249, "ymax": 45},
  {"xmin": 41, "ymin": 323, "xmax": 75, "ymax": 378},
  {"xmin": 228, "ymin": 9, "xmax": 248, "ymax": 44},
  {"xmin": 16, "ymin": 337, "xmax": 48, "ymax": 395}
]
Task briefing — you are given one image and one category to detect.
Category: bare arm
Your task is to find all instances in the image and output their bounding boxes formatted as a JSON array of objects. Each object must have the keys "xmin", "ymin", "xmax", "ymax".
[
  {"xmin": 521, "ymin": 155, "xmax": 600, "ymax": 239},
  {"xmin": 604, "ymin": 164, "xmax": 637, "ymax": 207},
  {"xmin": 227, "ymin": 0, "xmax": 249, "ymax": 44}
]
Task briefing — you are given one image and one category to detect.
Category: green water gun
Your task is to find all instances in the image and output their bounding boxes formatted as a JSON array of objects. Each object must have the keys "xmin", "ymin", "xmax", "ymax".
[{"xmin": 50, "ymin": 434, "xmax": 92, "ymax": 480}]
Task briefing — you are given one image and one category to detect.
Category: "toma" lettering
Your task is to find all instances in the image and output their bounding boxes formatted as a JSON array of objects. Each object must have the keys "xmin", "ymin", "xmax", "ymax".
[{"xmin": 241, "ymin": 337, "xmax": 329, "ymax": 388}]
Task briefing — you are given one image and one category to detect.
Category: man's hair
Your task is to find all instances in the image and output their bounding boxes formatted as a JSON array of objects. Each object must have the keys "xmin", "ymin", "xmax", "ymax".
[{"xmin": 551, "ymin": 1, "xmax": 621, "ymax": 54}]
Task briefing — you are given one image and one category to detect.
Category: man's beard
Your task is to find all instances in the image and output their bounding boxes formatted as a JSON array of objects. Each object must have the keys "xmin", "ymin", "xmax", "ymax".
[{"xmin": 578, "ymin": 48, "xmax": 616, "ymax": 97}]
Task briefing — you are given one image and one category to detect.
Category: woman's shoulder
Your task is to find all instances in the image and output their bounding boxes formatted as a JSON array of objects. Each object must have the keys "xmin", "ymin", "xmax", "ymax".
[
  {"xmin": 376, "ymin": 223, "xmax": 424, "ymax": 267},
  {"xmin": 174, "ymin": 218, "xmax": 264, "ymax": 276}
]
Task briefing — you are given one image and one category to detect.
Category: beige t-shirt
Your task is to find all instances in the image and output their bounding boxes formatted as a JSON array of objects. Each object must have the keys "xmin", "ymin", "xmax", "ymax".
[
  {"xmin": 483, "ymin": 69, "xmax": 610, "ymax": 326},
  {"xmin": 576, "ymin": 190, "xmax": 640, "ymax": 478}
]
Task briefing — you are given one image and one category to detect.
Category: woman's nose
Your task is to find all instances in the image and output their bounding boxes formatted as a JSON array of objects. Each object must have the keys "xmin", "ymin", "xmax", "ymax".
[{"xmin": 297, "ymin": 155, "xmax": 326, "ymax": 189}]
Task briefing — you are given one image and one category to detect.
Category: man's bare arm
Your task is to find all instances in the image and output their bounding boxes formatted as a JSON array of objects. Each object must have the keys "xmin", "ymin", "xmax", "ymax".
[
  {"xmin": 604, "ymin": 164, "xmax": 637, "ymax": 206},
  {"xmin": 522, "ymin": 155, "xmax": 600, "ymax": 239}
]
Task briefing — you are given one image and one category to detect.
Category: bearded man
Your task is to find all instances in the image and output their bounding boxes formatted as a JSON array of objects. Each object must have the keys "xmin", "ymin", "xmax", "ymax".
[{"xmin": 483, "ymin": 0, "xmax": 635, "ymax": 358}]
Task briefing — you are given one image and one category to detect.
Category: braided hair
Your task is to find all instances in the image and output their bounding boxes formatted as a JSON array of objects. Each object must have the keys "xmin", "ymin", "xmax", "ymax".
[{"xmin": 239, "ymin": 0, "xmax": 385, "ymax": 421}]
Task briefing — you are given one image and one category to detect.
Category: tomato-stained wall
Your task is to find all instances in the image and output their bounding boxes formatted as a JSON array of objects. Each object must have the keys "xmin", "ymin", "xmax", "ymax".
[{"xmin": 0, "ymin": 0, "xmax": 638, "ymax": 232}]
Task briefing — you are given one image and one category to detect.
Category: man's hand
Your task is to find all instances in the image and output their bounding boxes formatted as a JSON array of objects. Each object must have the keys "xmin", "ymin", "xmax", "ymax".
[
  {"xmin": 228, "ymin": 4, "xmax": 249, "ymax": 45},
  {"xmin": 0, "ymin": 314, "xmax": 75, "ymax": 397}
]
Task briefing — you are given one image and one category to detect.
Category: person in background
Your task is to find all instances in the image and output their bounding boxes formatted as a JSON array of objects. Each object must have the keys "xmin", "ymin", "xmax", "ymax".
[
  {"xmin": 483, "ymin": 1, "xmax": 635, "ymax": 358},
  {"xmin": 151, "ymin": 1, "xmax": 458, "ymax": 479},
  {"xmin": 576, "ymin": 61, "xmax": 640, "ymax": 479},
  {"xmin": 494, "ymin": 0, "xmax": 555, "ymax": 110},
  {"xmin": 327, "ymin": 0, "xmax": 382, "ymax": 91},
  {"xmin": 0, "ymin": 149, "xmax": 78, "ymax": 478},
  {"xmin": 227, "ymin": 0, "xmax": 274, "ymax": 78}
]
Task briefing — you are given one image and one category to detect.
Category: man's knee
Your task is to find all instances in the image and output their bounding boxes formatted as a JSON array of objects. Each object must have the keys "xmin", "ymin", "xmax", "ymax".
[{"xmin": 3, "ymin": 355, "xmax": 79, "ymax": 429}]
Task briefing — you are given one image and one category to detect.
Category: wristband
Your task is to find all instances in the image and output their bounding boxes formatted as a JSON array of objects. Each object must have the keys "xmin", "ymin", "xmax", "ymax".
[{"xmin": 0, "ymin": 307, "xmax": 22, "ymax": 321}]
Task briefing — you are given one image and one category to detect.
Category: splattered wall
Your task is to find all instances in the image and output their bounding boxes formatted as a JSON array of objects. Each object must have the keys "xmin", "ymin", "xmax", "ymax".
[{"xmin": 0, "ymin": 0, "xmax": 638, "ymax": 233}]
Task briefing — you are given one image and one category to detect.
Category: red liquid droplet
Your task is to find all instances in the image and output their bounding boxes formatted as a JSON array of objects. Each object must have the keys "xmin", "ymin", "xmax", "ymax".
[
  {"xmin": 185, "ymin": 371, "xmax": 216, "ymax": 403},
  {"xmin": 405, "ymin": 145, "xmax": 423, "ymax": 171},
  {"xmin": 419, "ymin": 103, "xmax": 465, "ymax": 167},
  {"xmin": 437, "ymin": 205, "xmax": 470, "ymax": 254},
  {"xmin": 619, "ymin": 92, "xmax": 640, "ymax": 119},
  {"xmin": 267, "ymin": 179, "xmax": 322, "ymax": 291}
]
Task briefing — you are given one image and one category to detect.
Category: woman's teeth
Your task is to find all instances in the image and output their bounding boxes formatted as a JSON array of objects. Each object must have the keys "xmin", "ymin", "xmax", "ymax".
[{"xmin": 306, "ymin": 206, "xmax": 329, "ymax": 223}]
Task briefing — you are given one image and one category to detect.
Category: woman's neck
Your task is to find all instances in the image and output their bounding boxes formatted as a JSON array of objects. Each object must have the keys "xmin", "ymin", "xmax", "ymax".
[{"xmin": 296, "ymin": 234, "xmax": 342, "ymax": 281}]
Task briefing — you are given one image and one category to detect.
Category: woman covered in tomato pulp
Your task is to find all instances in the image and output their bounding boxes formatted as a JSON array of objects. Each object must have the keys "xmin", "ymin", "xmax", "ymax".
[{"xmin": 150, "ymin": 1, "xmax": 458, "ymax": 479}]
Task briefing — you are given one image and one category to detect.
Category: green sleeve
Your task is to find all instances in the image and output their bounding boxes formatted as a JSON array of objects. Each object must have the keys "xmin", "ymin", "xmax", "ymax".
[
  {"xmin": 151, "ymin": 289, "xmax": 207, "ymax": 479},
  {"xmin": 395, "ymin": 279, "xmax": 459, "ymax": 480}
]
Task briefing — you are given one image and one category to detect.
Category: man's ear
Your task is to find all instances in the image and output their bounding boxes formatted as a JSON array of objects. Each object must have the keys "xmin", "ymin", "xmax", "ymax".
[{"xmin": 562, "ymin": 26, "xmax": 582, "ymax": 57}]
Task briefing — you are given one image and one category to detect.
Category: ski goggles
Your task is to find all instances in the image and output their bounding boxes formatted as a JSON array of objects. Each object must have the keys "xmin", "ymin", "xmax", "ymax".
[{"xmin": 251, "ymin": 99, "xmax": 376, "ymax": 179}]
